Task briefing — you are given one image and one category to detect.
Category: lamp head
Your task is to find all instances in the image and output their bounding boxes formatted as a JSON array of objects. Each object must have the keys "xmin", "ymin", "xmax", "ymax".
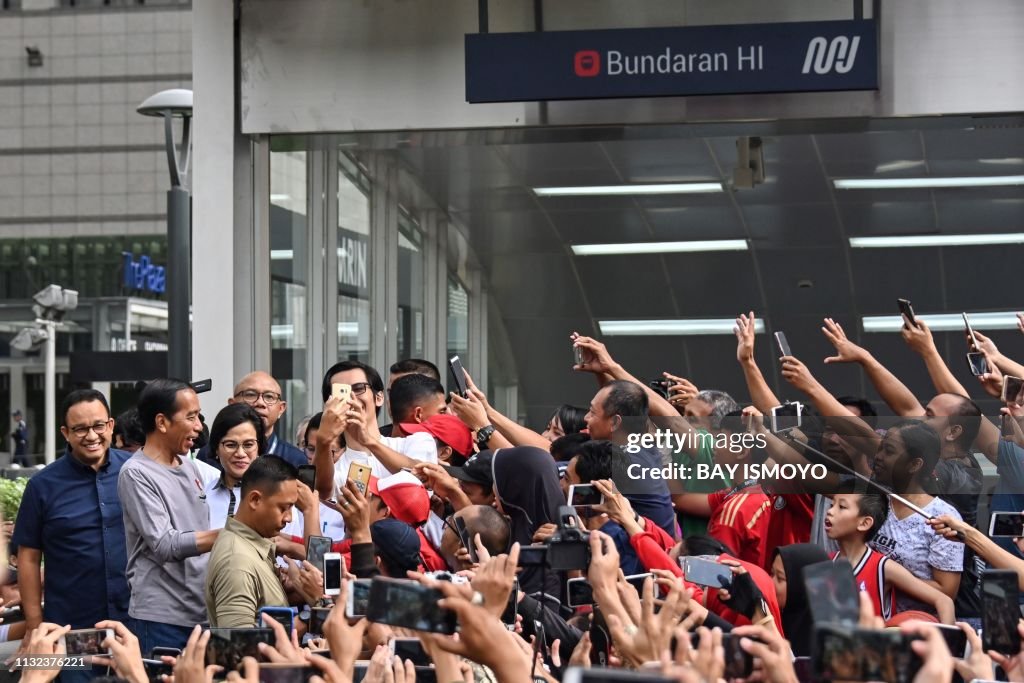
[{"xmin": 137, "ymin": 88, "xmax": 193, "ymax": 118}]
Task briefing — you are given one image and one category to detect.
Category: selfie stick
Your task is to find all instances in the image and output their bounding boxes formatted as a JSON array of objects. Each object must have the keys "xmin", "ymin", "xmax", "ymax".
[{"xmin": 773, "ymin": 428, "xmax": 936, "ymax": 520}]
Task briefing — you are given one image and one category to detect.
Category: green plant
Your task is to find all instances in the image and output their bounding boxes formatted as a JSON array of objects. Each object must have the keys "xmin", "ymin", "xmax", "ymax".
[{"xmin": 0, "ymin": 477, "xmax": 29, "ymax": 522}]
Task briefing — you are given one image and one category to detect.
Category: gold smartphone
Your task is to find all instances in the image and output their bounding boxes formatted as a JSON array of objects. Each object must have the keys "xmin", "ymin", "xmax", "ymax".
[
  {"xmin": 348, "ymin": 462, "xmax": 372, "ymax": 495},
  {"xmin": 331, "ymin": 383, "xmax": 352, "ymax": 404}
]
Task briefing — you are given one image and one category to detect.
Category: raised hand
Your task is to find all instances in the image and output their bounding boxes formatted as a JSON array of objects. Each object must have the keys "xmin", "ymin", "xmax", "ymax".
[
  {"xmin": 735, "ymin": 311, "xmax": 758, "ymax": 364},
  {"xmin": 822, "ymin": 318, "xmax": 869, "ymax": 365}
]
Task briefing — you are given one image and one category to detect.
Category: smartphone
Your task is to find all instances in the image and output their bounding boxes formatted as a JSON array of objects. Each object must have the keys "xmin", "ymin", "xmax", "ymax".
[
  {"xmin": 625, "ymin": 573, "xmax": 653, "ymax": 595},
  {"xmin": 967, "ymin": 351, "xmax": 990, "ymax": 376},
  {"xmin": 366, "ymin": 577, "xmax": 457, "ymax": 635},
  {"xmin": 256, "ymin": 606, "xmax": 295, "ymax": 636},
  {"xmin": 574, "ymin": 344, "xmax": 583, "ymax": 367},
  {"xmin": 346, "ymin": 578, "xmax": 372, "ymax": 618},
  {"xmin": 308, "ymin": 607, "xmax": 331, "ymax": 635},
  {"xmin": 347, "ymin": 462, "xmax": 372, "ymax": 496},
  {"xmin": 151, "ymin": 647, "xmax": 182, "ymax": 660},
  {"xmin": 963, "ymin": 312, "xmax": 980, "ymax": 349},
  {"xmin": 331, "ymin": 382, "xmax": 352, "ymax": 404},
  {"xmin": 502, "ymin": 578, "xmax": 519, "ymax": 630},
  {"xmin": 567, "ymin": 577, "xmax": 595, "ymax": 607},
  {"xmin": 680, "ymin": 556, "xmax": 732, "ymax": 589},
  {"xmin": 323, "ymin": 553, "xmax": 342, "ymax": 596},
  {"xmin": 60, "ymin": 628, "xmax": 113, "ymax": 656},
  {"xmin": 802, "ymin": 560, "xmax": 859, "ymax": 626},
  {"xmin": 295, "ymin": 465, "xmax": 316, "ymax": 492},
  {"xmin": 568, "ymin": 483, "xmax": 604, "ymax": 508},
  {"xmin": 933, "ymin": 624, "xmax": 968, "ymax": 659},
  {"xmin": 982, "ymin": 569, "xmax": 1022, "ymax": 654},
  {"xmin": 448, "ymin": 355, "xmax": 469, "ymax": 398},
  {"xmin": 517, "ymin": 545, "xmax": 548, "ymax": 568},
  {"xmin": 897, "ymin": 298, "xmax": 917, "ymax": 327},
  {"xmin": 648, "ymin": 379, "xmax": 671, "ymax": 398},
  {"xmin": 306, "ymin": 535, "xmax": 332, "ymax": 571},
  {"xmin": 562, "ymin": 668, "xmax": 675, "ymax": 683},
  {"xmin": 389, "ymin": 638, "xmax": 431, "ymax": 666},
  {"xmin": 770, "ymin": 401, "xmax": 804, "ymax": 434},
  {"xmin": 190, "ymin": 378, "xmax": 213, "ymax": 394},
  {"xmin": 813, "ymin": 624, "xmax": 922, "ymax": 683},
  {"xmin": 453, "ymin": 516, "xmax": 479, "ymax": 564},
  {"xmin": 258, "ymin": 664, "xmax": 318, "ymax": 683},
  {"xmin": 1003, "ymin": 376, "xmax": 1024, "ymax": 405},
  {"xmin": 774, "ymin": 331, "xmax": 792, "ymax": 358},
  {"xmin": 989, "ymin": 512, "xmax": 1024, "ymax": 537},
  {"xmin": 205, "ymin": 628, "xmax": 274, "ymax": 670}
]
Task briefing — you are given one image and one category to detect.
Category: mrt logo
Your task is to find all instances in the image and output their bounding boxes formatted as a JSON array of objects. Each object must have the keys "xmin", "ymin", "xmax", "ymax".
[{"xmin": 574, "ymin": 50, "xmax": 601, "ymax": 77}]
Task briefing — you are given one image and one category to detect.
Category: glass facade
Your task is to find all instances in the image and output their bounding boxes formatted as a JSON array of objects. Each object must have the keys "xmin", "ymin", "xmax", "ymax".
[
  {"xmin": 337, "ymin": 153, "xmax": 371, "ymax": 363},
  {"xmin": 397, "ymin": 210, "xmax": 424, "ymax": 361}
]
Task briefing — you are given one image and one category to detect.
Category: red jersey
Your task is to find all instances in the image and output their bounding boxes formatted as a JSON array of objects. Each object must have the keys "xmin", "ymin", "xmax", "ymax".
[
  {"xmin": 762, "ymin": 493, "xmax": 814, "ymax": 570},
  {"xmin": 706, "ymin": 484, "xmax": 772, "ymax": 568},
  {"xmin": 830, "ymin": 547, "xmax": 893, "ymax": 621}
]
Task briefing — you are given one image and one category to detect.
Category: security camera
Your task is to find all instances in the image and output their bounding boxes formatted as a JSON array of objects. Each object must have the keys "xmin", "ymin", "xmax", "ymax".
[{"xmin": 733, "ymin": 136, "xmax": 766, "ymax": 190}]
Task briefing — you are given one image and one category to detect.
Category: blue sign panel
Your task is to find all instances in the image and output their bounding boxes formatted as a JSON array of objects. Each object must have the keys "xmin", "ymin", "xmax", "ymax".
[
  {"xmin": 122, "ymin": 252, "xmax": 166, "ymax": 294},
  {"xmin": 465, "ymin": 19, "xmax": 877, "ymax": 103}
]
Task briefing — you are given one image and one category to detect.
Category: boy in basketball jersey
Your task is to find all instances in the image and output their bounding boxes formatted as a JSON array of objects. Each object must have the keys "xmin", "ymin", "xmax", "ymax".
[{"xmin": 825, "ymin": 487, "xmax": 955, "ymax": 624}]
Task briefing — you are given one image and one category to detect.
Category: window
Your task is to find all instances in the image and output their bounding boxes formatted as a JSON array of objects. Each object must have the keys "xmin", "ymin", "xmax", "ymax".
[
  {"xmin": 397, "ymin": 209, "xmax": 424, "ymax": 360},
  {"xmin": 337, "ymin": 153, "xmax": 371, "ymax": 362}
]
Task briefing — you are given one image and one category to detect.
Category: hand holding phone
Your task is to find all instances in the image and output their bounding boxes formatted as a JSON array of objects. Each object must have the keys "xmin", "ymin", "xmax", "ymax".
[
  {"xmin": 680, "ymin": 557, "xmax": 732, "ymax": 589},
  {"xmin": 1003, "ymin": 376, "xmax": 1024, "ymax": 405},
  {"xmin": 897, "ymin": 298, "xmax": 918, "ymax": 328},
  {"xmin": 448, "ymin": 356, "xmax": 469, "ymax": 398},
  {"xmin": 323, "ymin": 553, "xmax": 342, "ymax": 596},
  {"xmin": 347, "ymin": 462, "xmax": 372, "ymax": 496}
]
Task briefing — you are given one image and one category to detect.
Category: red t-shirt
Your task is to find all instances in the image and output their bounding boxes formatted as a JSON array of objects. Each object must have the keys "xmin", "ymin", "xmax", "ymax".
[
  {"xmin": 762, "ymin": 493, "xmax": 815, "ymax": 570},
  {"xmin": 703, "ymin": 553, "xmax": 785, "ymax": 636},
  {"xmin": 706, "ymin": 484, "xmax": 772, "ymax": 568}
]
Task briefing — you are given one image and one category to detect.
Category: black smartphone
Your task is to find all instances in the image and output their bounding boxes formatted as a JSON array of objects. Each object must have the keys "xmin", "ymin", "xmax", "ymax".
[
  {"xmin": 897, "ymin": 298, "xmax": 917, "ymax": 327},
  {"xmin": 306, "ymin": 535, "xmax": 332, "ymax": 571},
  {"xmin": 517, "ymin": 545, "xmax": 549, "ymax": 568},
  {"xmin": 989, "ymin": 512, "xmax": 1024, "ymax": 537},
  {"xmin": 151, "ymin": 646, "xmax": 182, "ymax": 660},
  {"xmin": 774, "ymin": 331, "xmax": 792, "ymax": 358},
  {"xmin": 982, "ymin": 569, "xmax": 1022, "ymax": 654},
  {"xmin": 814, "ymin": 625, "xmax": 923, "ymax": 683},
  {"xmin": 256, "ymin": 606, "xmax": 295, "ymax": 635},
  {"xmin": 567, "ymin": 483, "xmax": 604, "ymax": 507},
  {"xmin": 680, "ymin": 556, "xmax": 732, "ymax": 589},
  {"xmin": 257, "ymin": 664, "xmax": 318, "ymax": 683},
  {"xmin": 502, "ymin": 579, "xmax": 519, "ymax": 630},
  {"xmin": 297, "ymin": 465, "xmax": 316, "ymax": 491},
  {"xmin": 453, "ymin": 516, "xmax": 479, "ymax": 564},
  {"xmin": 366, "ymin": 578, "xmax": 457, "ymax": 635},
  {"xmin": 802, "ymin": 560, "xmax": 859, "ymax": 626},
  {"xmin": 390, "ymin": 638, "xmax": 431, "ymax": 666},
  {"xmin": 567, "ymin": 577, "xmax": 594, "ymax": 607},
  {"xmin": 308, "ymin": 607, "xmax": 331, "ymax": 635},
  {"xmin": 413, "ymin": 667, "xmax": 437, "ymax": 683},
  {"xmin": 205, "ymin": 628, "xmax": 274, "ymax": 670},
  {"xmin": 689, "ymin": 633, "xmax": 754, "ymax": 679},
  {"xmin": 934, "ymin": 624, "xmax": 968, "ymax": 659},
  {"xmin": 1003, "ymin": 376, "xmax": 1024, "ymax": 406},
  {"xmin": 588, "ymin": 608, "xmax": 612, "ymax": 668},
  {"xmin": 967, "ymin": 351, "xmax": 990, "ymax": 376},
  {"xmin": 190, "ymin": 378, "xmax": 213, "ymax": 394},
  {"xmin": 648, "ymin": 379, "xmax": 671, "ymax": 398},
  {"xmin": 448, "ymin": 355, "xmax": 469, "ymax": 398},
  {"xmin": 562, "ymin": 669, "xmax": 675, "ymax": 683}
]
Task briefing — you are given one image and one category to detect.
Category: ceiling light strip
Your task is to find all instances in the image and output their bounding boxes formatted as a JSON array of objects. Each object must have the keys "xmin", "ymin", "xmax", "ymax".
[
  {"xmin": 849, "ymin": 233, "xmax": 1024, "ymax": 248},
  {"xmin": 534, "ymin": 182, "xmax": 723, "ymax": 197},
  {"xmin": 834, "ymin": 175, "xmax": 1024, "ymax": 190},
  {"xmin": 599, "ymin": 318, "xmax": 765, "ymax": 336},
  {"xmin": 572, "ymin": 240, "xmax": 748, "ymax": 256},
  {"xmin": 863, "ymin": 311, "xmax": 1021, "ymax": 333}
]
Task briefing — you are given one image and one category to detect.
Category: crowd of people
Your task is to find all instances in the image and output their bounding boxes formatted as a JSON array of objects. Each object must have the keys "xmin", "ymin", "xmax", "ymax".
[{"xmin": 8, "ymin": 311, "xmax": 1024, "ymax": 683}]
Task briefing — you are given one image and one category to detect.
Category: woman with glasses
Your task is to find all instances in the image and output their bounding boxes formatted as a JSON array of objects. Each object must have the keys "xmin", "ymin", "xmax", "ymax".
[{"xmin": 204, "ymin": 404, "xmax": 267, "ymax": 529}]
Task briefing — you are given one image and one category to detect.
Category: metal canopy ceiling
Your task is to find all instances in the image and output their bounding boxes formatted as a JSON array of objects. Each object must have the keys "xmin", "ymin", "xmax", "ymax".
[{"xmin": 383, "ymin": 117, "xmax": 1024, "ymax": 425}]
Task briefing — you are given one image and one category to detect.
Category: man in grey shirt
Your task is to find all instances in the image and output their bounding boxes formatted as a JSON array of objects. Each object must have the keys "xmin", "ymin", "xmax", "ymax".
[{"xmin": 119, "ymin": 378, "xmax": 220, "ymax": 654}]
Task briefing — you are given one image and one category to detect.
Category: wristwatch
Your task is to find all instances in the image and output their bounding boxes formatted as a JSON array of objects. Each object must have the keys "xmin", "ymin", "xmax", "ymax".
[{"xmin": 476, "ymin": 424, "xmax": 496, "ymax": 447}]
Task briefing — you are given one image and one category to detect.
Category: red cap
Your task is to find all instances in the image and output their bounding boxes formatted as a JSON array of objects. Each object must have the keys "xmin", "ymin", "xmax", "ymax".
[
  {"xmin": 369, "ymin": 471, "xmax": 430, "ymax": 526},
  {"xmin": 399, "ymin": 414, "xmax": 474, "ymax": 455}
]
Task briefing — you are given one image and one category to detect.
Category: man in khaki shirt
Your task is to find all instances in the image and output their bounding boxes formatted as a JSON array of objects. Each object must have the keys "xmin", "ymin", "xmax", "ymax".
[{"xmin": 205, "ymin": 456, "xmax": 303, "ymax": 627}]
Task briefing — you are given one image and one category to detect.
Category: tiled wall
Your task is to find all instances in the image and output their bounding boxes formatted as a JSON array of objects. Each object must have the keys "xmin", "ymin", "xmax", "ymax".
[{"xmin": 0, "ymin": 5, "xmax": 191, "ymax": 240}]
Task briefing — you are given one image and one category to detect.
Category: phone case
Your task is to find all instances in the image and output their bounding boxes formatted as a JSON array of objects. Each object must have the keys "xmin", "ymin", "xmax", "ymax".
[{"xmin": 331, "ymin": 383, "xmax": 352, "ymax": 402}]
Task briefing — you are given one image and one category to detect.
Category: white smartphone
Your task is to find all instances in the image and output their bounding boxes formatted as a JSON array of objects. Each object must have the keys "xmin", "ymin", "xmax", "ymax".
[{"xmin": 323, "ymin": 552, "xmax": 342, "ymax": 596}]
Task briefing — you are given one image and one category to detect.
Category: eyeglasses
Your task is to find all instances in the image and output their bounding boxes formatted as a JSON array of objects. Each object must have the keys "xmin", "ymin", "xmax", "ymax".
[
  {"xmin": 350, "ymin": 382, "xmax": 373, "ymax": 396},
  {"xmin": 235, "ymin": 390, "xmax": 283, "ymax": 406},
  {"xmin": 220, "ymin": 440, "xmax": 259, "ymax": 453},
  {"xmin": 67, "ymin": 421, "xmax": 111, "ymax": 438}
]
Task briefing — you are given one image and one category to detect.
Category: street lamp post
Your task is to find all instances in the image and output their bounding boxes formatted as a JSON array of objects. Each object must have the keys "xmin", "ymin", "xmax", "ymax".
[{"xmin": 137, "ymin": 88, "xmax": 193, "ymax": 381}]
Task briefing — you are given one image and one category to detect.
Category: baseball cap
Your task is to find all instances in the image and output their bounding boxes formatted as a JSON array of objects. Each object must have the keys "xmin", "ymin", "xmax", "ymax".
[
  {"xmin": 368, "ymin": 470, "xmax": 430, "ymax": 526},
  {"xmin": 370, "ymin": 518, "xmax": 422, "ymax": 575},
  {"xmin": 399, "ymin": 414, "xmax": 473, "ymax": 456},
  {"xmin": 443, "ymin": 449, "xmax": 495, "ymax": 488}
]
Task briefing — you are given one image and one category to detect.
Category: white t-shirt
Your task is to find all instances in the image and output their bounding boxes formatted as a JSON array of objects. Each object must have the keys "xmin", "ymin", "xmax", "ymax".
[
  {"xmin": 869, "ymin": 496, "xmax": 964, "ymax": 614},
  {"xmin": 191, "ymin": 455, "xmax": 222, "ymax": 488},
  {"xmin": 281, "ymin": 503, "xmax": 347, "ymax": 542},
  {"xmin": 332, "ymin": 432, "xmax": 438, "ymax": 493}
]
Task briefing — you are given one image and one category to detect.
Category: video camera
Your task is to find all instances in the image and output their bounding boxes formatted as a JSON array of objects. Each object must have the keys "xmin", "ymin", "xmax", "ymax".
[{"xmin": 546, "ymin": 505, "xmax": 591, "ymax": 571}]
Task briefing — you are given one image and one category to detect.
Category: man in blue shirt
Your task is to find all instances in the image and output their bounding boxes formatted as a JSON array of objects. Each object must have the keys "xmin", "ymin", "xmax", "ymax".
[
  {"xmin": 12, "ymin": 389, "xmax": 130, "ymax": 682},
  {"xmin": 197, "ymin": 371, "xmax": 306, "ymax": 469}
]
